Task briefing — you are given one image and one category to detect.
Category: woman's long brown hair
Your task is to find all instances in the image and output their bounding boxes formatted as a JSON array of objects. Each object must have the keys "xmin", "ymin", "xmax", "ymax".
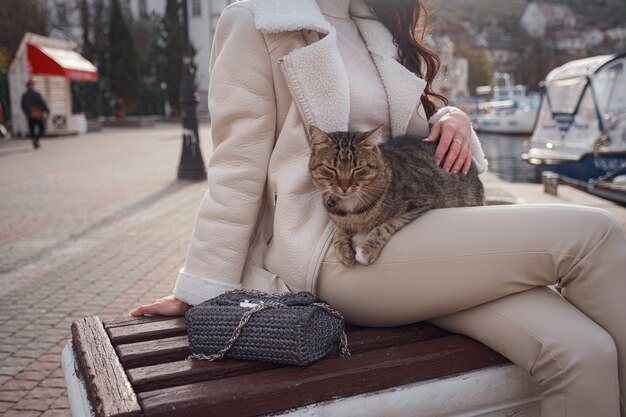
[{"xmin": 362, "ymin": 0, "xmax": 448, "ymax": 119}]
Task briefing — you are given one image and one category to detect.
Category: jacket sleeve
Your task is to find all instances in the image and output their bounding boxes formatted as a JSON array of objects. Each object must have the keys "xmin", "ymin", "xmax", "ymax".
[
  {"xmin": 173, "ymin": 5, "xmax": 277, "ymax": 305},
  {"xmin": 21, "ymin": 94, "xmax": 29, "ymax": 115},
  {"xmin": 429, "ymin": 106, "xmax": 489, "ymax": 173}
]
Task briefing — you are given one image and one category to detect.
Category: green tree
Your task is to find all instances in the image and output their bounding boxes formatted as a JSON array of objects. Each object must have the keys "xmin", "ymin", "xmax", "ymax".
[
  {"xmin": 0, "ymin": 0, "xmax": 47, "ymax": 57},
  {"xmin": 161, "ymin": 0, "xmax": 183, "ymax": 115},
  {"xmin": 455, "ymin": 43, "xmax": 491, "ymax": 94},
  {"xmin": 108, "ymin": 0, "xmax": 140, "ymax": 109}
]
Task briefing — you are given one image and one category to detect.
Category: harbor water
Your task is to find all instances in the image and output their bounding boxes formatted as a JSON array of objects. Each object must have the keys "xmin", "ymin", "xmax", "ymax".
[{"xmin": 478, "ymin": 132, "xmax": 540, "ymax": 184}]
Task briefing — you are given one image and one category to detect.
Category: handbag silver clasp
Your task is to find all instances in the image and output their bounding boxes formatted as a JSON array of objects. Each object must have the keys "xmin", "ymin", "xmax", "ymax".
[{"xmin": 240, "ymin": 300, "xmax": 259, "ymax": 308}]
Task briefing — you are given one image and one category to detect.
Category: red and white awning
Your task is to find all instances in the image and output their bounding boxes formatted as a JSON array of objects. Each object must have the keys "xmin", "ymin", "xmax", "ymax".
[{"xmin": 27, "ymin": 43, "xmax": 98, "ymax": 82}]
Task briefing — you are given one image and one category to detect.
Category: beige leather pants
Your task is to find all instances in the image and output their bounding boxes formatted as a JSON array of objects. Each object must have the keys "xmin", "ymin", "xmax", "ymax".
[{"xmin": 318, "ymin": 204, "xmax": 626, "ymax": 417}]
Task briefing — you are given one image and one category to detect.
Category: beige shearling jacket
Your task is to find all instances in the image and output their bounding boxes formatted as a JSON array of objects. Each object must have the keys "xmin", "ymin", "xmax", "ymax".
[{"xmin": 173, "ymin": 0, "xmax": 488, "ymax": 305}]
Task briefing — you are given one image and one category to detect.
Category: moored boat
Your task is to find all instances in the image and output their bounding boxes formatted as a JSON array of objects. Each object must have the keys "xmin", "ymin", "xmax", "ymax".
[
  {"xmin": 523, "ymin": 53, "xmax": 626, "ymax": 203},
  {"xmin": 475, "ymin": 74, "xmax": 540, "ymax": 135}
]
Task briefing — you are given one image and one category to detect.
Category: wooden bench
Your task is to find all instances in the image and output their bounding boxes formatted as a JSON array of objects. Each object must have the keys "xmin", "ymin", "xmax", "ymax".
[{"xmin": 62, "ymin": 315, "xmax": 542, "ymax": 417}]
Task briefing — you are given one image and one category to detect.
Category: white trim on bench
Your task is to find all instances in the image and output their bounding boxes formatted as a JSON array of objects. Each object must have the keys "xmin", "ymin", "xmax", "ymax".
[
  {"xmin": 62, "ymin": 341, "xmax": 95, "ymax": 417},
  {"xmin": 276, "ymin": 365, "xmax": 542, "ymax": 417},
  {"xmin": 62, "ymin": 340, "xmax": 542, "ymax": 417}
]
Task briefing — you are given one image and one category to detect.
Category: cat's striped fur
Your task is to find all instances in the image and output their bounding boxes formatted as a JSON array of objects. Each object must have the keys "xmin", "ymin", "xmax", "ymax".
[{"xmin": 308, "ymin": 125, "xmax": 484, "ymax": 266}]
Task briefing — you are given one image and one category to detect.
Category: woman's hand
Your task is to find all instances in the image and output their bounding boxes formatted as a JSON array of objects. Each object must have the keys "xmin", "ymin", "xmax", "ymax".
[
  {"xmin": 129, "ymin": 295, "xmax": 191, "ymax": 317},
  {"xmin": 425, "ymin": 108, "xmax": 473, "ymax": 175}
]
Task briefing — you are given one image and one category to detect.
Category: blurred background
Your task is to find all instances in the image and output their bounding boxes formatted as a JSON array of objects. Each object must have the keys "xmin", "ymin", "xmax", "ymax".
[{"xmin": 1, "ymin": 0, "xmax": 625, "ymax": 184}]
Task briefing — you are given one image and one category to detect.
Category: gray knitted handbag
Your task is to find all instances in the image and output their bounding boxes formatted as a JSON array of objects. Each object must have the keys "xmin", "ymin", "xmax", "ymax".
[{"xmin": 185, "ymin": 289, "xmax": 350, "ymax": 366}]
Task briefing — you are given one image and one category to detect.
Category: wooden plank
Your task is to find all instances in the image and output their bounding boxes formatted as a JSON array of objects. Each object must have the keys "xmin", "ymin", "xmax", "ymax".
[
  {"xmin": 129, "ymin": 360, "xmax": 278, "ymax": 393},
  {"xmin": 117, "ymin": 336, "xmax": 190, "ymax": 368},
  {"xmin": 107, "ymin": 317, "xmax": 187, "ymax": 345},
  {"xmin": 138, "ymin": 335, "xmax": 509, "ymax": 417},
  {"xmin": 104, "ymin": 316, "xmax": 180, "ymax": 329},
  {"xmin": 71, "ymin": 316, "xmax": 143, "ymax": 417},
  {"xmin": 118, "ymin": 322, "xmax": 448, "ymax": 371},
  {"xmin": 127, "ymin": 322, "xmax": 449, "ymax": 392}
]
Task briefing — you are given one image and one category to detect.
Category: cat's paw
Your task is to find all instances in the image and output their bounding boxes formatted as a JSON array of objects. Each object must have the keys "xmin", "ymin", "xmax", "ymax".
[
  {"xmin": 335, "ymin": 242, "xmax": 356, "ymax": 266},
  {"xmin": 355, "ymin": 244, "xmax": 381, "ymax": 265}
]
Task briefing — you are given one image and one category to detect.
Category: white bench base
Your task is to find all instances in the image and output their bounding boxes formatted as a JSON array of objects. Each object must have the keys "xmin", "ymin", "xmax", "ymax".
[{"xmin": 277, "ymin": 364, "xmax": 541, "ymax": 417}]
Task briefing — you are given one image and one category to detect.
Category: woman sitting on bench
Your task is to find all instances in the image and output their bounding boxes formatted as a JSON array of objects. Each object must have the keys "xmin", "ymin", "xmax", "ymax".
[{"xmin": 131, "ymin": 1, "xmax": 626, "ymax": 415}]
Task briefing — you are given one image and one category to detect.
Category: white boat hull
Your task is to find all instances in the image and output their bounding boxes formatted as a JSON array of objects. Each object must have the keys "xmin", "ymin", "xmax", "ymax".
[{"xmin": 476, "ymin": 110, "xmax": 537, "ymax": 135}]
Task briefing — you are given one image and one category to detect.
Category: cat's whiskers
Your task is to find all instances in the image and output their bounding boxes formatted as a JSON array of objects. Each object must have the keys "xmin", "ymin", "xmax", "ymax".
[
  {"xmin": 358, "ymin": 188, "xmax": 395, "ymax": 211},
  {"xmin": 285, "ymin": 188, "xmax": 329, "ymax": 207}
]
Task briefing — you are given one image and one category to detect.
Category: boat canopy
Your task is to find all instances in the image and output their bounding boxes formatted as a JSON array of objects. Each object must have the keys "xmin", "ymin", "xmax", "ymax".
[
  {"xmin": 541, "ymin": 54, "xmax": 626, "ymax": 128},
  {"xmin": 545, "ymin": 54, "xmax": 621, "ymax": 82},
  {"xmin": 529, "ymin": 53, "xmax": 626, "ymax": 158}
]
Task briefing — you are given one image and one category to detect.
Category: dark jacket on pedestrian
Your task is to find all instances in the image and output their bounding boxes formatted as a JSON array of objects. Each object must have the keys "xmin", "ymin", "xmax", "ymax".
[{"xmin": 21, "ymin": 88, "xmax": 49, "ymax": 120}]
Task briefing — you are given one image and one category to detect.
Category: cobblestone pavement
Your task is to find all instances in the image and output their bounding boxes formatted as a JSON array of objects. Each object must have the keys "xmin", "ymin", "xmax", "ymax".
[{"xmin": 0, "ymin": 124, "xmax": 212, "ymax": 416}]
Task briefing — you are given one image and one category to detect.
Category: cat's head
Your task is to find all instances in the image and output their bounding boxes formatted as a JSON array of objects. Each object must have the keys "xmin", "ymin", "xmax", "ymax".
[{"xmin": 308, "ymin": 125, "xmax": 385, "ymax": 198}]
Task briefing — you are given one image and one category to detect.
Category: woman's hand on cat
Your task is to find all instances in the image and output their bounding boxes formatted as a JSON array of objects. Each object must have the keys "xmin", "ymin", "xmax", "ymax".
[
  {"xmin": 425, "ymin": 108, "xmax": 473, "ymax": 175},
  {"xmin": 129, "ymin": 294, "xmax": 191, "ymax": 317}
]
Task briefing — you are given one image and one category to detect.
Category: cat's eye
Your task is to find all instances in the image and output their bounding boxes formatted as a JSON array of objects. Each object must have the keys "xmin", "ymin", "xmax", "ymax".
[
  {"xmin": 317, "ymin": 166, "xmax": 337, "ymax": 178},
  {"xmin": 351, "ymin": 167, "xmax": 369, "ymax": 179}
]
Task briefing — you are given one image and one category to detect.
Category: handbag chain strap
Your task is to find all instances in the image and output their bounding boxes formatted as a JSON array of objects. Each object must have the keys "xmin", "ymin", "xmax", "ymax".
[{"xmin": 190, "ymin": 290, "xmax": 350, "ymax": 361}]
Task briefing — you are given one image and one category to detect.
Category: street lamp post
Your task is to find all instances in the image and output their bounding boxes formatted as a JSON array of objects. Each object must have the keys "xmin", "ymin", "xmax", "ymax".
[{"xmin": 177, "ymin": 0, "xmax": 207, "ymax": 180}]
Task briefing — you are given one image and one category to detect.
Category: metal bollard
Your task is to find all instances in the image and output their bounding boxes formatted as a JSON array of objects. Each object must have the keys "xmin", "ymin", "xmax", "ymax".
[{"xmin": 542, "ymin": 172, "xmax": 559, "ymax": 196}]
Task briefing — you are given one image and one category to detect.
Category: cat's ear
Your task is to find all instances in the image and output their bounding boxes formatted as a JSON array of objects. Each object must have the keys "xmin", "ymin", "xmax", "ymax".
[
  {"xmin": 309, "ymin": 125, "xmax": 332, "ymax": 147},
  {"xmin": 360, "ymin": 125, "xmax": 383, "ymax": 146}
]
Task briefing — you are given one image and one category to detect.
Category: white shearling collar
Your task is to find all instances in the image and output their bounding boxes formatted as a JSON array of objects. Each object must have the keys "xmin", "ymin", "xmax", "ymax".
[
  {"xmin": 254, "ymin": 0, "xmax": 332, "ymax": 34},
  {"xmin": 254, "ymin": 0, "xmax": 426, "ymax": 137},
  {"xmin": 254, "ymin": 0, "xmax": 396, "ymax": 57}
]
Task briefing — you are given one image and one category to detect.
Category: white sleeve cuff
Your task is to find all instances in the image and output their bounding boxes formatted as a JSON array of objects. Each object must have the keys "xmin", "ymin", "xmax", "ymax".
[
  {"xmin": 173, "ymin": 268, "xmax": 241, "ymax": 306},
  {"xmin": 428, "ymin": 106, "xmax": 489, "ymax": 174}
]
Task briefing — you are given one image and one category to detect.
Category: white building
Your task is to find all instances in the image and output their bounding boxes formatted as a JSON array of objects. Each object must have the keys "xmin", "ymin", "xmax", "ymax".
[
  {"xmin": 520, "ymin": 3, "xmax": 576, "ymax": 38},
  {"xmin": 9, "ymin": 33, "xmax": 97, "ymax": 136},
  {"xmin": 428, "ymin": 36, "xmax": 469, "ymax": 103}
]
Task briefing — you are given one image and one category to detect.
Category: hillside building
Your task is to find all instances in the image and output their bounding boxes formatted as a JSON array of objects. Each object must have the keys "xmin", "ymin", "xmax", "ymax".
[{"xmin": 520, "ymin": 3, "xmax": 576, "ymax": 37}]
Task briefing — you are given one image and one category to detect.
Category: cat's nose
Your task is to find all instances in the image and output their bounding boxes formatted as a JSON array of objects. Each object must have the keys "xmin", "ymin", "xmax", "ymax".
[{"xmin": 338, "ymin": 177, "xmax": 350, "ymax": 192}]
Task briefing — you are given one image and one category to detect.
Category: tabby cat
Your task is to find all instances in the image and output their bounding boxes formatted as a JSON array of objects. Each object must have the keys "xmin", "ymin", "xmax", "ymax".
[{"xmin": 308, "ymin": 125, "xmax": 484, "ymax": 266}]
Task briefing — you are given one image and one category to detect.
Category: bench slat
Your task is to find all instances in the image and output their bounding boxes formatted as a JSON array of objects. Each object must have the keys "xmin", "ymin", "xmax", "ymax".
[
  {"xmin": 129, "ymin": 360, "xmax": 278, "ymax": 393},
  {"xmin": 107, "ymin": 318, "xmax": 187, "ymax": 344},
  {"xmin": 71, "ymin": 316, "xmax": 143, "ymax": 417},
  {"xmin": 126, "ymin": 322, "xmax": 449, "ymax": 392},
  {"xmin": 137, "ymin": 335, "xmax": 508, "ymax": 417},
  {"xmin": 116, "ymin": 322, "xmax": 449, "ymax": 370},
  {"xmin": 116, "ymin": 335, "xmax": 190, "ymax": 368},
  {"xmin": 104, "ymin": 316, "xmax": 180, "ymax": 329}
]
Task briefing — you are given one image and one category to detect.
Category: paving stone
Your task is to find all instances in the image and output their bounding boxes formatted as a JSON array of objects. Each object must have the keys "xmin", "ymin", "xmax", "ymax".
[
  {"xmin": 13, "ymin": 371, "xmax": 52, "ymax": 382},
  {"xmin": 36, "ymin": 379, "xmax": 67, "ymax": 389},
  {"xmin": 0, "ymin": 368, "xmax": 22, "ymax": 378},
  {"xmin": 40, "ymin": 410, "xmax": 68, "ymax": 417},
  {"xmin": 27, "ymin": 388, "xmax": 65, "ymax": 400},
  {"xmin": 1, "ymin": 410, "xmax": 42, "ymax": 417},
  {"xmin": 12, "ymin": 396, "xmax": 54, "ymax": 411},
  {"xmin": 48, "ymin": 396, "xmax": 68, "ymax": 410},
  {"xmin": 0, "ymin": 390, "xmax": 26, "ymax": 403},
  {"xmin": 1, "ymin": 379, "xmax": 39, "ymax": 391},
  {"xmin": 13, "ymin": 351, "xmax": 45, "ymax": 360}
]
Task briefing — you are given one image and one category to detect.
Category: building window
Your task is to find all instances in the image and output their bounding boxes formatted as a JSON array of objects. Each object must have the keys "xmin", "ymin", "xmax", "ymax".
[
  {"xmin": 138, "ymin": 0, "xmax": 147, "ymax": 17},
  {"xmin": 192, "ymin": 0, "xmax": 201, "ymax": 16}
]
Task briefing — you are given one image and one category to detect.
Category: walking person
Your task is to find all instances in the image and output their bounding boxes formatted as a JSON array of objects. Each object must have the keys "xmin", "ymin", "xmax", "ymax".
[
  {"xmin": 21, "ymin": 80, "xmax": 49, "ymax": 149},
  {"xmin": 131, "ymin": 1, "xmax": 626, "ymax": 415}
]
